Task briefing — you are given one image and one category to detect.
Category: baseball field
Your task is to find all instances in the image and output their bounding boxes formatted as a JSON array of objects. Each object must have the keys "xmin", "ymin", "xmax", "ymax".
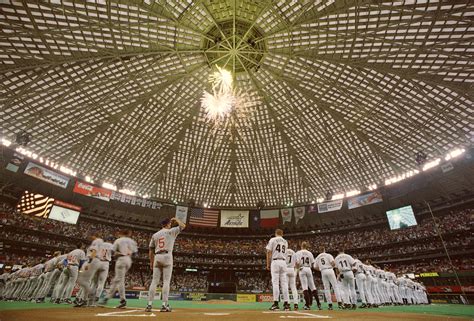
[{"xmin": 1, "ymin": 300, "xmax": 473, "ymax": 321}]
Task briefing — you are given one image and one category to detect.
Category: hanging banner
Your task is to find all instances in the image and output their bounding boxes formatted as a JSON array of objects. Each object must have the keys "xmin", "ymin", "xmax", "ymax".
[
  {"xmin": 260, "ymin": 209, "xmax": 279, "ymax": 227},
  {"xmin": 24, "ymin": 162, "xmax": 70, "ymax": 189},
  {"xmin": 281, "ymin": 208, "xmax": 292, "ymax": 224},
  {"xmin": 175, "ymin": 206, "xmax": 188, "ymax": 223},
  {"xmin": 73, "ymin": 181, "xmax": 111, "ymax": 201},
  {"xmin": 294, "ymin": 206, "xmax": 305, "ymax": 223},
  {"xmin": 347, "ymin": 191, "xmax": 383, "ymax": 209},
  {"xmin": 317, "ymin": 199, "xmax": 343, "ymax": 213},
  {"xmin": 110, "ymin": 191, "xmax": 161, "ymax": 209},
  {"xmin": 220, "ymin": 210, "xmax": 249, "ymax": 228}
]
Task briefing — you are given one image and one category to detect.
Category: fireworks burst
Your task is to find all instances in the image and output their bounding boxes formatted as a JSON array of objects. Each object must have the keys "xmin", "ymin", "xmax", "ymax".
[{"xmin": 201, "ymin": 66, "xmax": 258, "ymax": 132}]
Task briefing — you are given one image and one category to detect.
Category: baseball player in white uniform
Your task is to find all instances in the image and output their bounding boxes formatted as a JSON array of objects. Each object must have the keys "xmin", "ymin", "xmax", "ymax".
[
  {"xmin": 365, "ymin": 261, "xmax": 382, "ymax": 307},
  {"xmin": 74, "ymin": 234, "xmax": 103, "ymax": 307},
  {"xmin": 353, "ymin": 258, "xmax": 368, "ymax": 308},
  {"xmin": 295, "ymin": 242, "xmax": 321, "ymax": 310},
  {"xmin": 101, "ymin": 230, "xmax": 138, "ymax": 308},
  {"xmin": 314, "ymin": 249, "xmax": 341, "ymax": 310},
  {"xmin": 145, "ymin": 217, "xmax": 186, "ymax": 312},
  {"xmin": 361, "ymin": 262, "xmax": 376, "ymax": 307},
  {"xmin": 266, "ymin": 229, "xmax": 290, "ymax": 311},
  {"xmin": 335, "ymin": 250, "xmax": 356, "ymax": 309},
  {"xmin": 285, "ymin": 246, "xmax": 298, "ymax": 310}
]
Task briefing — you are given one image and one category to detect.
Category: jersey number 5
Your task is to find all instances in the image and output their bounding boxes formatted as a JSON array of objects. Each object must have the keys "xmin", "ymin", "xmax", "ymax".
[{"xmin": 157, "ymin": 237, "xmax": 165, "ymax": 249}]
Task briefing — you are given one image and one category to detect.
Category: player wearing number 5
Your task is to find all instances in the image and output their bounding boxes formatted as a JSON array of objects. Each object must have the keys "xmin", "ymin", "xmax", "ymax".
[
  {"xmin": 314, "ymin": 248, "xmax": 341, "ymax": 310},
  {"xmin": 266, "ymin": 229, "xmax": 290, "ymax": 311},
  {"xmin": 145, "ymin": 217, "xmax": 186, "ymax": 313}
]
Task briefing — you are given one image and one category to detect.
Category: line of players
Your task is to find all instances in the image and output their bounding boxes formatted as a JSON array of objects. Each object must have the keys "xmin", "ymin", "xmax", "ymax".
[
  {"xmin": 1, "ymin": 224, "xmax": 428, "ymax": 311},
  {"xmin": 266, "ymin": 229, "xmax": 429, "ymax": 311},
  {"xmin": 0, "ymin": 217, "xmax": 186, "ymax": 313},
  {"xmin": 0, "ymin": 230, "xmax": 137, "ymax": 308}
]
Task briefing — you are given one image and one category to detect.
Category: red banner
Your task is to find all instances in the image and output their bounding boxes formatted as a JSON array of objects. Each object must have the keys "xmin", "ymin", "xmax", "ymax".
[
  {"xmin": 73, "ymin": 181, "xmax": 111, "ymax": 201},
  {"xmin": 54, "ymin": 199, "xmax": 81, "ymax": 212}
]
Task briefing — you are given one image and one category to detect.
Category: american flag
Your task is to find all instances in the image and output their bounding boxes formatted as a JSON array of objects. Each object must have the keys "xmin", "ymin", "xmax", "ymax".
[
  {"xmin": 16, "ymin": 190, "xmax": 55, "ymax": 218},
  {"xmin": 189, "ymin": 207, "xmax": 219, "ymax": 227}
]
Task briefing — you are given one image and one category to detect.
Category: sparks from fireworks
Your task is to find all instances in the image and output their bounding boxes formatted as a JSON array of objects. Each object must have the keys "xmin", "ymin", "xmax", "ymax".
[{"xmin": 201, "ymin": 66, "xmax": 235, "ymax": 121}]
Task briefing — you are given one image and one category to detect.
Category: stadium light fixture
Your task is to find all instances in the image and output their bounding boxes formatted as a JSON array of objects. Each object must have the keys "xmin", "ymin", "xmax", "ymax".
[
  {"xmin": 1, "ymin": 138, "xmax": 12, "ymax": 146},
  {"xmin": 422, "ymin": 158, "xmax": 441, "ymax": 171},
  {"xmin": 119, "ymin": 189, "xmax": 136, "ymax": 196},
  {"xmin": 445, "ymin": 148, "xmax": 465, "ymax": 161},
  {"xmin": 332, "ymin": 193, "xmax": 344, "ymax": 200},
  {"xmin": 368, "ymin": 183, "xmax": 377, "ymax": 191},
  {"xmin": 345, "ymin": 190, "xmax": 361, "ymax": 197},
  {"xmin": 102, "ymin": 182, "xmax": 117, "ymax": 190},
  {"xmin": 59, "ymin": 165, "xmax": 77, "ymax": 177}
]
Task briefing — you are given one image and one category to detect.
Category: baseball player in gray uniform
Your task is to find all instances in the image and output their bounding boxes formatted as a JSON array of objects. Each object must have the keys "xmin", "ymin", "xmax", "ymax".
[
  {"xmin": 101, "ymin": 230, "xmax": 138, "ymax": 308},
  {"xmin": 74, "ymin": 235, "xmax": 103, "ymax": 307},
  {"xmin": 61, "ymin": 244, "xmax": 86, "ymax": 304},
  {"xmin": 34, "ymin": 251, "xmax": 61, "ymax": 303},
  {"xmin": 51, "ymin": 253, "xmax": 68, "ymax": 303},
  {"xmin": 93, "ymin": 237, "xmax": 114, "ymax": 302},
  {"xmin": 145, "ymin": 217, "xmax": 186, "ymax": 312},
  {"xmin": 266, "ymin": 229, "xmax": 290, "ymax": 311}
]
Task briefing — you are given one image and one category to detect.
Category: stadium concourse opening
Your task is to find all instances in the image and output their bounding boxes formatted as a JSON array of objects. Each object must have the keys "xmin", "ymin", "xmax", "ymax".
[{"xmin": 1, "ymin": 0, "xmax": 474, "ymax": 321}]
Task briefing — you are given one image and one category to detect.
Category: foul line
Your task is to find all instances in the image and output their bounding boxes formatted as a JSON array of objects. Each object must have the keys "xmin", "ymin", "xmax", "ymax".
[
  {"xmin": 262, "ymin": 311, "xmax": 331, "ymax": 319},
  {"xmin": 96, "ymin": 310, "xmax": 156, "ymax": 317}
]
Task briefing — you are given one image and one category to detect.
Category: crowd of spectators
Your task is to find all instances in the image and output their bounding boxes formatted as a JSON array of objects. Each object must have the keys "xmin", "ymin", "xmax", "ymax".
[{"xmin": 1, "ymin": 201, "xmax": 472, "ymax": 289}]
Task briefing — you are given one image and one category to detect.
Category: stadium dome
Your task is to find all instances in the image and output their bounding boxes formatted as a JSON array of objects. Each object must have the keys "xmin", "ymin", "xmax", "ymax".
[{"xmin": 0, "ymin": 0, "xmax": 473, "ymax": 208}]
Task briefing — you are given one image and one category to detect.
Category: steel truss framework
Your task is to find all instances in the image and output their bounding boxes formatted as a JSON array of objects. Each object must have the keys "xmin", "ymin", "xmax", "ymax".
[{"xmin": 0, "ymin": 0, "xmax": 473, "ymax": 208}]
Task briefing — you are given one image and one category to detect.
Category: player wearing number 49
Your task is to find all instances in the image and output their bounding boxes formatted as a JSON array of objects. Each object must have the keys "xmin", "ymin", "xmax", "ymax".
[
  {"xmin": 145, "ymin": 217, "xmax": 186, "ymax": 313},
  {"xmin": 266, "ymin": 229, "xmax": 290, "ymax": 311}
]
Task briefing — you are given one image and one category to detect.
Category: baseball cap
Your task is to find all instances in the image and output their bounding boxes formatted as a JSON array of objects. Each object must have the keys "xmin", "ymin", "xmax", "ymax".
[{"xmin": 161, "ymin": 218, "xmax": 171, "ymax": 227}]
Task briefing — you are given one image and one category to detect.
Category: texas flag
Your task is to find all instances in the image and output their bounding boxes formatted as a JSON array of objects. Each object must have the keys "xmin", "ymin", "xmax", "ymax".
[{"xmin": 260, "ymin": 209, "xmax": 279, "ymax": 228}]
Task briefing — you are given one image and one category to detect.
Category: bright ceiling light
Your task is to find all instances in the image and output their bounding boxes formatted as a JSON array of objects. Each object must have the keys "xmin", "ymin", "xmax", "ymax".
[
  {"xmin": 332, "ymin": 193, "xmax": 344, "ymax": 200},
  {"xmin": 345, "ymin": 190, "xmax": 361, "ymax": 197},
  {"xmin": 119, "ymin": 189, "xmax": 136, "ymax": 196},
  {"xmin": 102, "ymin": 182, "xmax": 116, "ymax": 190},
  {"xmin": 422, "ymin": 158, "xmax": 440, "ymax": 171},
  {"xmin": 445, "ymin": 148, "xmax": 465, "ymax": 161},
  {"xmin": 1, "ymin": 138, "xmax": 12, "ymax": 146},
  {"xmin": 85, "ymin": 176, "xmax": 93, "ymax": 183}
]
